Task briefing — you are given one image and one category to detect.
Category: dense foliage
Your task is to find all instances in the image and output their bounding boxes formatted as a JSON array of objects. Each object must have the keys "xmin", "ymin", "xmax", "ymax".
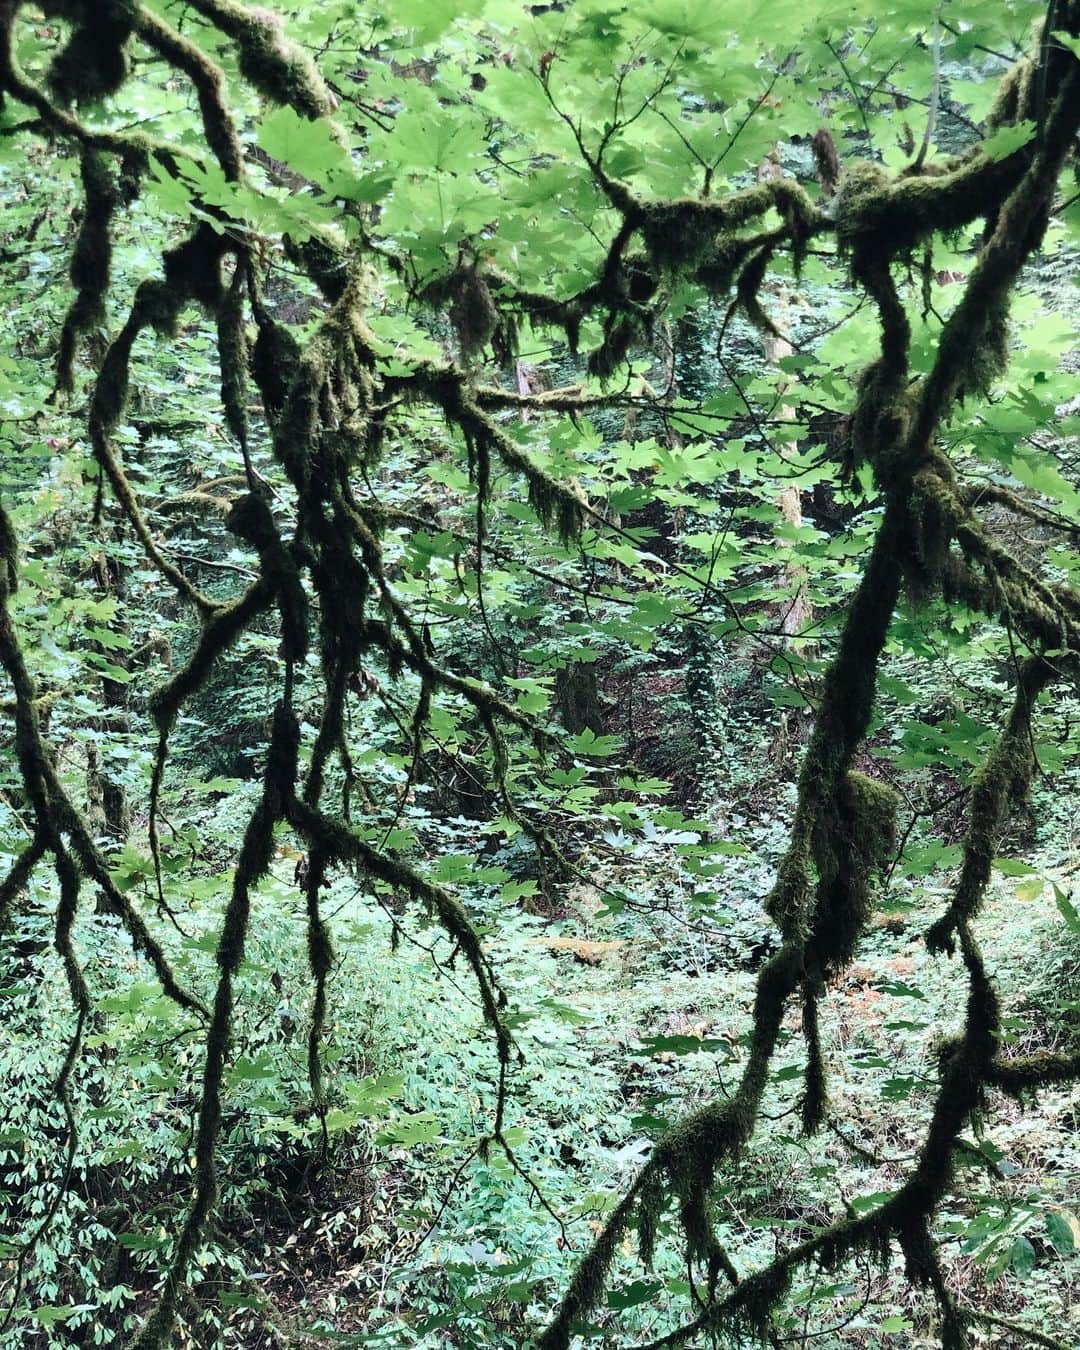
[{"xmin": 1, "ymin": 1, "xmax": 1079, "ymax": 1346}]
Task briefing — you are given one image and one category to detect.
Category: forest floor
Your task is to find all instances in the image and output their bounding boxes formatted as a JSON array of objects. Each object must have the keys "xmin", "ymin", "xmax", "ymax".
[{"xmin": 209, "ymin": 764, "xmax": 1080, "ymax": 1349}]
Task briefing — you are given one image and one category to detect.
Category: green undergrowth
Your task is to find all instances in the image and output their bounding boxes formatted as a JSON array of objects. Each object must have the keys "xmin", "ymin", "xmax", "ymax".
[{"xmin": 2, "ymin": 706, "xmax": 1077, "ymax": 1348}]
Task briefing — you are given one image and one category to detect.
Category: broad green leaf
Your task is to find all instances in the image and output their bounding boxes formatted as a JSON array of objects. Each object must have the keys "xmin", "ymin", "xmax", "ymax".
[
  {"xmin": 260, "ymin": 107, "xmax": 352, "ymax": 183},
  {"xmin": 31, "ymin": 1307, "xmax": 92, "ymax": 1329},
  {"xmin": 376, "ymin": 1112, "xmax": 442, "ymax": 1146},
  {"xmin": 1010, "ymin": 1235, "xmax": 1036, "ymax": 1279},
  {"xmin": 1051, "ymin": 30, "xmax": 1080, "ymax": 61},
  {"xmin": 1054, "ymin": 884, "xmax": 1080, "ymax": 933},
  {"xmin": 607, "ymin": 1280, "xmax": 663, "ymax": 1310},
  {"xmin": 1046, "ymin": 1209, "xmax": 1080, "ymax": 1255},
  {"xmin": 980, "ymin": 120, "xmax": 1036, "ymax": 163}
]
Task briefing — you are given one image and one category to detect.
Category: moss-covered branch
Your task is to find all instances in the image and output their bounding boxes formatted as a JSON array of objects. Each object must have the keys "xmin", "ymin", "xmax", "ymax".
[{"xmin": 3, "ymin": 4, "xmax": 1079, "ymax": 1345}]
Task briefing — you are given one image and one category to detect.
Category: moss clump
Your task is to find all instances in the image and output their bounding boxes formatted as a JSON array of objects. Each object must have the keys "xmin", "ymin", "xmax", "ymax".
[
  {"xmin": 987, "ymin": 56, "xmax": 1035, "ymax": 129},
  {"xmin": 905, "ymin": 457, "xmax": 961, "ymax": 599},
  {"xmin": 284, "ymin": 236, "xmax": 348, "ymax": 302},
  {"xmin": 640, "ymin": 198, "xmax": 729, "ymax": 275},
  {"xmin": 587, "ymin": 312, "xmax": 642, "ymax": 379},
  {"xmin": 640, "ymin": 179, "xmax": 817, "ymax": 278},
  {"xmin": 251, "ymin": 311, "xmax": 302, "ymax": 417},
  {"xmin": 0, "ymin": 500, "xmax": 18, "ymax": 593},
  {"xmin": 163, "ymin": 222, "xmax": 230, "ymax": 312},
  {"xmin": 809, "ymin": 770, "xmax": 899, "ymax": 980},
  {"xmin": 420, "ymin": 263, "xmax": 501, "ymax": 359},
  {"xmin": 833, "ymin": 159, "xmax": 890, "ymax": 231},
  {"xmin": 832, "ymin": 162, "xmax": 907, "ymax": 264},
  {"xmin": 186, "ymin": 0, "xmax": 334, "ymax": 119},
  {"xmin": 848, "ymin": 360, "xmax": 916, "ymax": 482},
  {"xmin": 44, "ymin": 0, "xmax": 136, "ymax": 104},
  {"xmin": 450, "ymin": 265, "xmax": 499, "ymax": 357}
]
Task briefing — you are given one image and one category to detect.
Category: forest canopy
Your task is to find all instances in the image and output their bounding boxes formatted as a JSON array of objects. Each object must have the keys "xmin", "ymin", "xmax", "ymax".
[{"xmin": 0, "ymin": 1, "xmax": 1079, "ymax": 1347}]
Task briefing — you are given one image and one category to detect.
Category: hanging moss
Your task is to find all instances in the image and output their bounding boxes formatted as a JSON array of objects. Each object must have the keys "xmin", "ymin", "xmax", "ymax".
[
  {"xmin": 587, "ymin": 312, "xmax": 642, "ymax": 379},
  {"xmin": 56, "ymin": 149, "xmax": 118, "ymax": 395},
  {"xmin": 0, "ymin": 834, "xmax": 45, "ymax": 935},
  {"xmin": 250, "ymin": 309, "xmax": 302, "ymax": 417},
  {"xmin": 735, "ymin": 241, "xmax": 784, "ymax": 337},
  {"xmin": 801, "ymin": 989, "xmax": 827, "ymax": 1132},
  {"xmin": 811, "ymin": 128, "xmax": 841, "ymax": 195},
  {"xmin": 89, "ymin": 227, "xmax": 233, "ymax": 437},
  {"xmin": 694, "ymin": 231, "xmax": 769, "ymax": 298},
  {"xmin": 809, "ymin": 770, "xmax": 899, "ymax": 980},
  {"xmin": 451, "ymin": 266, "xmax": 498, "ymax": 358},
  {"xmin": 483, "ymin": 266, "xmax": 587, "ymax": 354},
  {"xmin": 303, "ymin": 848, "xmax": 333, "ymax": 1126},
  {"xmin": 47, "ymin": 770, "xmax": 206, "ymax": 1015},
  {"xmin": 926, "ymin": 658, "xmax": 1053, "ymax": 955},
  {"xmin": 0, "ymin": 502, "xmax": 17, "ymax": 592},
  {"xmin": 620, "ymin": 657, "xmax": 1061, "ymax": 1347},
  {"xmin": 284, "ymin": 235, "xmax": 349, "ymax": 302},
  {"xmin": 5, "ymin": 10, "xmax": 1080, "ymax": 1348},
  {"xmin": 987, "ymin": 57, "xmax": 1035, "ymax": 129},
  {"xmin": 419, "ymin": 262, "xmax": 500, "ymax": 358},
  {"xmin": 163, "ymin": 222, "xmax": 230, "ymax": 312},
  {"xmin": 90, "ymin": 323, "xmax": 137, "ymax": 433},
  {"xmin": 226, "ymin": 491, "xmax": 309, "ymax": 663},
  {"xmin": 217, "ymin": 265, "xmax": 249, "ymax": 446},
  {"xmin": 289, "ymin": 796, "xmax": 514, "ymax": 1070},
  {"xmin": 117, "ymin": 148, "xmax": 148, "ymax": 203},
  {"xmin": 904, "ymin": 457, "xmax": 961, "ymax": 600},
  {"xmin": 44, "ymin": 0, "xmax": 135, "ymax": 105}
]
